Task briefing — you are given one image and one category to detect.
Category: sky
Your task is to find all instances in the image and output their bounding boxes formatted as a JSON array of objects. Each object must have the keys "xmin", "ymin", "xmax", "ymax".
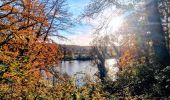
[
  {"xmin": 51, "ymin": 0, "xmax": 92, "ymax": 46},
  {"xmin": 51, "ymin": 0, "xmax": 125, "ymax": 46}
]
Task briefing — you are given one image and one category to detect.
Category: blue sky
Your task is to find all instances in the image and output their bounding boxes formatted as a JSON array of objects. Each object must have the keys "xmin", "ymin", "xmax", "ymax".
[
  {"xmin": 68, "ymin": 0, "xmax": 90, "ymax": 18},
  {"xmin": 52, "ymin": 0, "xmax": 92, "ymax": 46}
]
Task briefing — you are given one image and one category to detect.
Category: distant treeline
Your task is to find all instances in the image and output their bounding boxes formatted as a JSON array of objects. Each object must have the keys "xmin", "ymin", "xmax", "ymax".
[
  {"xmin": 59, "ymin": 44, "xmax": 116, "ymax": 61},
  {"xmin": 59, "ymin": 44, "xmax": 92, "ymax": 60}
]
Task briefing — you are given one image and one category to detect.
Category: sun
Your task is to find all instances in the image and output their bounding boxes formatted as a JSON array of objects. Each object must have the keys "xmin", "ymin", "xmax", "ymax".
[{"xmin": 109, "ymin": 16, "xmax": 124, "ymax": 32}]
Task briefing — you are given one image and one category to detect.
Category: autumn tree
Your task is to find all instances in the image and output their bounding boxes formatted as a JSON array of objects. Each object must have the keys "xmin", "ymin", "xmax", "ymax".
[{"xmin": 0, "ymin": 0, "xmax": 71, "ymax": 99}]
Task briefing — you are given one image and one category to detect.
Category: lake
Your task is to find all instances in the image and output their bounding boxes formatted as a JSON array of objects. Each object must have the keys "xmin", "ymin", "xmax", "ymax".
[{"xmin": 56, "ymin": 59, "xmax": 119, "ymax": 81}]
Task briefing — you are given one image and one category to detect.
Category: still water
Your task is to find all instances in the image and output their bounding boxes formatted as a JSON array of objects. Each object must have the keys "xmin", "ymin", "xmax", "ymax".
[{"xmin": 56, "ymin": 59, "xmax": 119, "ymax": 81}]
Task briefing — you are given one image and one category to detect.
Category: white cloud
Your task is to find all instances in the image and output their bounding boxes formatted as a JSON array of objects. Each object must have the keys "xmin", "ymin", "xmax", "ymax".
[
  {"xmin": 51, "ymin": 29, "xmax": 93, "ymax": 46},
  {"xmin": 68, "ymin": 33, "xmax": 93, "ymax": 46}
]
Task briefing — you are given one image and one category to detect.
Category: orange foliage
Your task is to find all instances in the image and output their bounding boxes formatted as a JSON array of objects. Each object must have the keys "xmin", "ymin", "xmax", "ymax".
[
  {"xmin": 118, "ymin": 35, "xmax": 138, "ymax": 69},
  {"xmin": 0, "ymin": 0, "xmax": 62, "ymax": 84}
]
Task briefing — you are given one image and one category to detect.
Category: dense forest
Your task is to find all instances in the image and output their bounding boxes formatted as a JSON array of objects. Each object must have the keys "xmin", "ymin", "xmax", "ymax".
[{"xmin": 0, "ymin": 0, "xmax": 170, "ymax": 99}]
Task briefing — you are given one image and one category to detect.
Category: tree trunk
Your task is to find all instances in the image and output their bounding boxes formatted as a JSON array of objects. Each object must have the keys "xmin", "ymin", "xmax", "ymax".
[
  {"xmin": 97, "ymin": 60, "xmax": 107, "ymax": 81},
  {"xmin": 146, "ymin": 0, "xmax": 170, "ymax": 66}
]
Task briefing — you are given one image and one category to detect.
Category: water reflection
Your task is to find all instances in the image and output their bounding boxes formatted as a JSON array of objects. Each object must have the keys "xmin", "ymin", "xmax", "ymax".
[
  {"xmin": 105, "ymin": 59, "xmax": 119, "ymax": 81},
  {"xmin": 56, "ymin": 59, "xmax": 119, "ymax": 81}
]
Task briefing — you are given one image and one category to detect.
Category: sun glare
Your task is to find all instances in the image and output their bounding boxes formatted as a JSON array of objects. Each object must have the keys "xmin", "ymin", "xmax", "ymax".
[
  {"xmin": 97, "ymin": 14, "xmax": 124, "ymax": 36},
  {"xmin": 108, "ymin": 16, "xmax": 124, "ymax": 33}
]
